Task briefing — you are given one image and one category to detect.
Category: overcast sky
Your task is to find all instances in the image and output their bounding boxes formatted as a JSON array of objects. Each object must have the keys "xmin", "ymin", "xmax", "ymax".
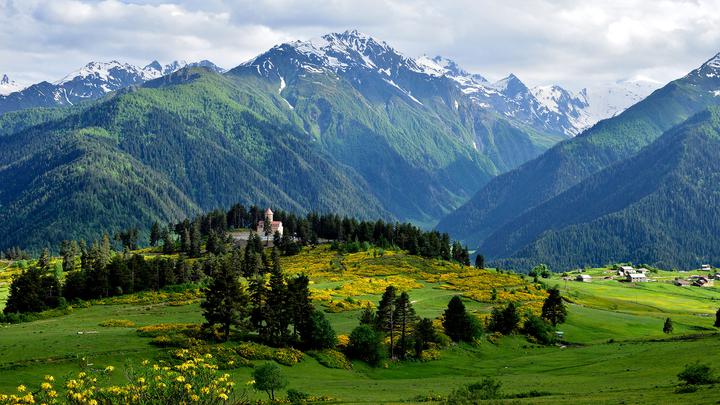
[{"xmin": 2, "ymin": 0, "xmax": 720, "ymax": 90}]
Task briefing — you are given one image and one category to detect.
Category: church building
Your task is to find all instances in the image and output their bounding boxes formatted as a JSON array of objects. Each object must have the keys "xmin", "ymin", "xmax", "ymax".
[{"xmin": 257, "ymin": 208, "xmax": 284, "ymax": 237}]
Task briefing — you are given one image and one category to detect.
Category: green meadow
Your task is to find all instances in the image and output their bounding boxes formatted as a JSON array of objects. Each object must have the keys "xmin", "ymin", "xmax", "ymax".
[{"xmin": 0, "ymin": 253, "xmax": 718, "ymax": 404}]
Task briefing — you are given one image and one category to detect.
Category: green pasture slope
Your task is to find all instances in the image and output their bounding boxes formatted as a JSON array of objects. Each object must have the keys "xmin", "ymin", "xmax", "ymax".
[{"xmin": 0, "ymin": 259, "xmax": 718, "ymax": 403}]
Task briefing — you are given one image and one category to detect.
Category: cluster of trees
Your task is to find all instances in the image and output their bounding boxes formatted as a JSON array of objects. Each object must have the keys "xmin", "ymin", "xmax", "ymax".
[
  {"xmin": 4, "ymin": 238, "xmax": 203, "ymax": 314},
  {"xmin": 485, "ymin": 287, "xmax": 568, "ymax": 345},
  {"xmin": 145, "ymin": 204, "xmax": 471, "ymax": 261},
  {"xmin": 1, "ymin": 247, "xmax": 31, "ymax": 260},
  {"xmin": 201, "ymin": 246, "xmax": 336, "ymax": 350},
  {"xmin": 345, "ymin": 288, "xmax": 483, "ymax": 365}
]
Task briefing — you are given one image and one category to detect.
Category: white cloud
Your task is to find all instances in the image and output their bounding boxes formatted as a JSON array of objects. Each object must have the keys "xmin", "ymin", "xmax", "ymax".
[{"xmin": 1, "ymin": 0, "xmax": 719, "ymax": 90}]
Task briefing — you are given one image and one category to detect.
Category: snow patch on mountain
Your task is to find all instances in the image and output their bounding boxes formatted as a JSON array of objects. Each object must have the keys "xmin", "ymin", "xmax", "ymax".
[{"xmin": 0, "ymin": 74, "xmax": 24, "ymax": 95}]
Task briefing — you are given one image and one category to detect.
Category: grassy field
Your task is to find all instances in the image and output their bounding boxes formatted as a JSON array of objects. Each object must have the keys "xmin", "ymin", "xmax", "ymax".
[{"xmin": 0, "ymin": 249, "xmax": 718, "ymax": 403}]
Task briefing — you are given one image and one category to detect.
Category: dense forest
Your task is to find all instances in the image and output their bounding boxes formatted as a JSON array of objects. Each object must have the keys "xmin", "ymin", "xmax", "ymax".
[{"xmin": 490, "ymin": 108, "xmax": 720, "ymax": 271}]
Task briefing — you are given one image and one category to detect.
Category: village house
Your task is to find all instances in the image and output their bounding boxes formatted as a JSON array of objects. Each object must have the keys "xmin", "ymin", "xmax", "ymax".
[
  {"xmin": 701, "ymin": 264, "xmax": 712, "ymax": 271},
  {"xmin": 256, "ymin": 208, "xmax": 284, "ymax": 237},
  {"xmin": 673, "ymin": 278, "xmax": 691, "ymax": 287},
  {"xmin": 692, "ymin": 276, "xmax": 714, "ymax": 287},
  {"xmin": 576, "ymin": 274, "xmax": 592, "ymax": 282},
  {"xmin": 617, "ymin": 265, "xmax": 635, "ymax": 276},
  {"xmin": 626, "ymin": 272, "xmax": 648, "ymax": 282}
]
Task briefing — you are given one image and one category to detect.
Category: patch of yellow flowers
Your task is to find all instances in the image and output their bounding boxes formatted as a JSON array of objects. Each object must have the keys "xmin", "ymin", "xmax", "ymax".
[{"xmin": 0, "ymin": 357, "xmax": 245, "ymax": 405}]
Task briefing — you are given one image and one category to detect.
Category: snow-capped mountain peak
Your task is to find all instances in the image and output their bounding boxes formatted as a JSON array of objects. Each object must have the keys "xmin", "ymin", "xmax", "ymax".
[{"xmin": 0, "ymin": 74, "xmax": 24, "ymax": 96}]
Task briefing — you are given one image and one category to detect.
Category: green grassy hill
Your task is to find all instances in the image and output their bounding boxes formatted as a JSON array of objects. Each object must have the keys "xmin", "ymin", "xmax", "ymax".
[{"xmin": 0, "ymin": 246, "xmax": 718, "ymax": 403}]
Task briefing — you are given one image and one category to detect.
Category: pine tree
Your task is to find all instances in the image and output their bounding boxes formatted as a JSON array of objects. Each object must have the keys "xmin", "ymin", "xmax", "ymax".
[
  {"xmin": 489, "ymin": 302, "xmax": 520, "ymax": 335},
  {"xmin": 541, "ymin": 287, "xmax": 568, "ymax": 326},
  {"xmin": 249, "ymin": 272, "xmax": 268, "ymax": 340},
  {"xmin": 60, "ymin": 240, "xmax": 79, "ymax": 273},
  {"xmin": 265, "ymin": 249, "xmax": 290, "ymax": 345},
  {"xmin": 263, "ymin": 213, "xmax": 273, "ymax": 246},
  {"xmin": 36, "ymin": 248, "xmax": 51, "ymax": 271},
  {"xmin": 162, "ymin": 228, "xmax": 174, "ymax": 254},
  {"xmin": 413, "ymin": 318, "xmax": 438, "ymax": 357},
  {"xmin": 201, "ymin": 254, "xmax": 249, "ymax": 341},
  {"xmin": 714, "ymin": 308, "xmax": 720, "ymax": 328},
  {"xmin": 359, "ymin": 306, "xmax": 376, "ymax": 326},
  {"xmin": 663, "ymin": 317, "xmax": 673, "ymax": 334},
  {"xmin": 301, "ymin": 310, "xmax": 337, "ymax": 350},
  {"xmin": 375, "ymin": 286, "xmax": 397, "ymax": 357},
  {"xmin": 190, "ymin": 221, "xmax": 202, "ymax": 258},
  {"xmin": 443, "ymin": 296, "xmax": 481, "ymax": 342},
  {"xmin": 288, "ymin": 274, "xmax": 313, "ymax": 341},
  {"xmin": 475, "ymin": 254, "xmax": 485, "ymax": 269},
  {"xmin": 393, "ymin": 292, "xmax": 417, "ymax": 359},
  {"xmin": 150, "ymin": 222, "xmax": 161, "ymax": 247}
]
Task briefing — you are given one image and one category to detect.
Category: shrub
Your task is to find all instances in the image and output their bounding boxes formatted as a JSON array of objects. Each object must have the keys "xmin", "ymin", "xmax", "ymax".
[
  {"xmin": 307, "ymin": 349, "xmax": 352, "ymax": 370},
  {"xmin": 446, "ymin": 377, "xmax": 503, "ymax": 403},
  {"xmin": 521, "ymin": 315, "xmax": 555, "ymax": 345},
  {"xmin": 99, "ymin": 319, "xmax": 136, "ymax": 328},
  {"xmin": 274, "ymin": 348, "xmax": 304, "ymax": 366},
  {"xmin": 136, "ymin": 323, "xmax": 200, "ymax": 338},
  {"xmin": 346, "ymin": 325, "xmax": 384, "ymax": 366},
  {"xmin": 678, "ymin": 362, "xmax": 715, "ymax": 385},
  {"xmin": 287, "ymin": 389, "xmax": 309, "ymax": 404},
  {"xmin": 235, "ymin": 342, "xmax": 275, "ymax": 360}
]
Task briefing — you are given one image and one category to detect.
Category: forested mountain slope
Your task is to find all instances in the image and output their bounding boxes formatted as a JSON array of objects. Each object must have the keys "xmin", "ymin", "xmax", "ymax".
[
  {"xmin": 438, "ymin": 52, "xmax": 720, "ymax": 248},
  {"xmin": 489, "ymin": 107, "xmax": 720, "ymax": 270}
]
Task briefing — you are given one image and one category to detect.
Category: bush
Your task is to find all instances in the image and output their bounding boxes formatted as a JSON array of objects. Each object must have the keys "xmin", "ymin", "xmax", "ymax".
[
  {"xmin": 99, "ymin": 319, "xmax": 136, "ymax": 328},
  {"xmin": 521, "ymin": 315, "xmax": 555, "ymax": 345},
  {"xmin": 678, "ymin": 362, "xmax": 715, "ymax": 385},
  {"xmin": 308, "ymin": 349, "xmax": 352, "ymax": 370},
  {"xmin": 287, "ymin": 389, "xmax": 309, "ymax": 404},
  {"xmin": 446, "ymin": 377, "xmax": 503, "ymax": 403},
  {"xmin": 346, "ymin": 325, "xmax": 384, "ymax": 366}
]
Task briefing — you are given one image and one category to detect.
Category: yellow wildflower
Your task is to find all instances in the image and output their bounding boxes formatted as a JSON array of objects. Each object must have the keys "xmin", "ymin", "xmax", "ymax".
[
  {"xmin": 16, "ymin": 385, "xmax": 26, "ymax": 392},
  {"xmin": 41, "ymin": 382, "xmax": 52, "ymax": 390}
]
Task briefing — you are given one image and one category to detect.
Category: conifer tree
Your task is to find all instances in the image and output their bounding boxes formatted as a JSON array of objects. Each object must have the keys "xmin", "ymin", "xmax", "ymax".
[
  {"xmin": 190, "ymin": 221, "xmax": 202, "ymax": 258},
  {"xmin": 150, "ymin": 222, "xmax": 161, "ymax": 247},
  {"xmin": 715, "ymin": 308, "xmax": 720, "ymax": 328},
  {"xmin": 663, "ymin": 317, "xmax": 673, "ymax": 334},
  {"xmin": 265, "ymin": 248, "xmax": 290, "ymax": 345},
  {"xmin": 201, "ymin": 255, "xmax": 249, "ymax": 341},
  {"xmin": 475, "ymin": 254, "xmax": 485, "ymax": 269},
  {"xmin": 288, "ymin": 274, "xmax": 313, "ymax": 340},
  {"xmin": 60, "ymin": 240, "xmax": 79, "ymax": 273},
  {"xmin": 541, "ymin": 287, "xmax": 568, "ymax": 326},
  {"xmin": 393, "ymin": 291, "xmax": 417, "ymax": 359},
  {"xmin": 375, "ymin": 286, "xmax": 397, "ymax": 356},
  {"xmin": 443, "ymin": 296, "xmax": 482, "ymax": 342},
  {"xmin": 414, "ymin": 318, "xmax": 438, "ymax": 357}
]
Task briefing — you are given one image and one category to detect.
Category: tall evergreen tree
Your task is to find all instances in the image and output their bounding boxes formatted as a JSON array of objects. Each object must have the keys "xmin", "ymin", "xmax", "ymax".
[
  {"xmin": 541, "ymin": 287, "xmax": 568, "ymax": 326},
  {"xmin": 443, "ymin": 296, "xmax": 481, "ymax": 342},
  {"xmin": 190, "ymin": 221, "xmax": 202, "ymax": 258},
  {"xmin": 475, "ymin": 254, "xmax": 485, "ymax": 269},
  {"xmin": 265, "ymin": 249, "xmax": 290, "ymax": 345},
  {"xmin": 60, "ymin": 240, "xmax": 79, "ymax": 273},
  {"xmin": 715, "ymin": 308, "xmax": 720, "ymax": 328},
  {"xmin": 489, "ymin": 302, "xmax": 520, "ymax": 335},
  {"xmin": 150, "ymin": 222, "xmax": 161, "ymax": 247},
  {"xmin": 201, "ymin": 255, "xmax": 250, "ymax": 341},
  {"xmin": 393, "ymin": 292, "xmax": 417, "ymax": 359},
  {"xmin": 414, "ymin": 318, "xmax": 438, "ymax": 357},
  {"xmin": 288, "ymin": 274, "xmax": 313, "ymax": 340},
  {"xmin": 375, "ymin": 286, "xmax": 397, "ymax": 357}
]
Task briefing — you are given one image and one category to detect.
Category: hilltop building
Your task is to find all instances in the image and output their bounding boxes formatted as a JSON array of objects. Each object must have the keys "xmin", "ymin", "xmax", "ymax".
[{"xmin": 257, "ymin": 208, "xmax": 283, "ymax": 237}]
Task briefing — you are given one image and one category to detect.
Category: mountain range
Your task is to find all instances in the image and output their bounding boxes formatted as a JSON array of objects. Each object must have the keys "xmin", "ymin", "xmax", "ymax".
[
  {"xmin": 438, "ymin": 53, "xmax": 720, "ymax": 270},
  {"xmin": 1, "ymin": 29, "xmax": 713, "ymax": 270},
  {"xmin": 0, "ymin": 30, "xmax": 568, "ymax": 250},
  {"xmin": 0, "ymin": 60, "xmax": 225, "ymax": 115}
]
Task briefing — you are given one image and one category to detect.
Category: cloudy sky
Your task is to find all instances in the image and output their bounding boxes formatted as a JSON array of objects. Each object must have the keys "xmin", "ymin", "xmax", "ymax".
[{"xmin": 2, "ymin": 0, "xmax": 720, "ymax": 90}]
